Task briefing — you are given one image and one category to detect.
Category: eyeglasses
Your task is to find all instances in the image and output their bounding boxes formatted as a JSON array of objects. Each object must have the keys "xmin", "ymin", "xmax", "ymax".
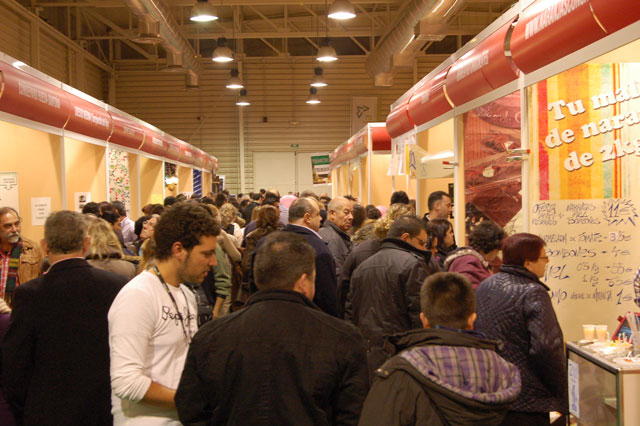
[
  {"xmin": 539, "ymin": 256, "xmax": 549, "ymax": 261},
  {"xmin": 414, "ymin": 237, "xmax": 428, "ymax": 247}
]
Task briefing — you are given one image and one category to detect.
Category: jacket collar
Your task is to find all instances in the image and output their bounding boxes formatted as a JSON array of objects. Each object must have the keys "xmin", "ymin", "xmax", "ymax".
[
  {"xmin": 381, "ymin": 238, "xmax": 432, "ymax": 263},
  {"xmin": 384, "ymin": 327, "xmax": 502, "ymax": 356},
  {"xmin": 321, "ymin": 220, "xmax": 351, "ymax": 242},
  {"xmin": 284, "ymin": 223, "xmax": 322, "ymax": 240},
  {"xmin": 499, "ymin": 264, "xmax": 550, "ymax": 291},
  {"xmin": 46, "ymin": 257, "xmax": 91, "ymax": 274},
  {"xmin": 246, "ymin": 288, "xmax": 318, "ymax": 309},
  {"xmin": 443, "ymin": 247, "xmax": 488, "ymax": 270}
]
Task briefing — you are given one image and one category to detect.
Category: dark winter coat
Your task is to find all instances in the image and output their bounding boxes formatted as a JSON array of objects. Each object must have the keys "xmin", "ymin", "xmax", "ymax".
[
  {"xmin": 318, "ymin": 220, "xmax": 353, "ymax": 277},
  {"xmin": 345, "ymin": 238, "xmax": 438, "ymax": 372},
  {"xmin": 358, "ymin": 327, "xmax": 521, "ymax": 426},
  {"xmin": 337, "ymin": 238, "xmax": 382, "ymax": 318},
  {"xmin": 475, "ymin": 265, "xmax": 568, "ymax": 414},
  {"xmin": 444, "ymin": 247, "xmax": 491, "ymax": 289},
  {"xmin": 175, "ymin": 289, "xmax": 369, "ymax": 426}
]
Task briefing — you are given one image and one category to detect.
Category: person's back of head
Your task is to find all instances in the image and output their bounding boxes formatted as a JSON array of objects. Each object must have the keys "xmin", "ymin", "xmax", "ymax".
[
  {"xmin": 190, "ymin": 193, "xmax": 202, "ymax": 200},
  {"xmin": 390, "ymin": 191, "xmax": 409, "ymax": 205},
  {"xmin": 288, "ymin": 198, "xmax": 317, "ymax": 225},
  {"xmin": 373, "ymin": 203, "xmax": 415, "ymax": 239},
  {"xmin": 45, "ymin": 211, "xmax": 88, "ymax": 255},
  {"xmin": 501, "ymin": 233, "xmax": 545, "ymax": 266},
  {"xmin": 366, "ymin": 205, "xmax": 381, "ymax": 220},
  {"xmin": 175, "ymin": 194, "xmax": 188, "ymax": 202},
  {"xmin": 164, "ymin": 196, "xmax": 177, "ymax": 206},
  {"xmin": 252, "ymin": 193, "xmax": 263, "ymax": 202},
  {"xmin": 112, "ymin": 201, "xmax": 127, "ymax": 218},
  {"xmin": 468, "ymin": 221, "xmax": 506, "ymax": 256},
  {"xmin": 420, "ymin": 272, "xmax": 476, "ymax": 330},
  {"xmin": 134, "ymin": 215, "xmax": 151, "ymax": 238},
  {"xmin": 262, "ymin": 192, "xmax": 280, "ymax": 206},
  {"xmin": 300, "ymin": 190, "xmax": 318, "ymax": 200},
  {"xmin": 153, "ymin": 203, "xmax": 220, "ymax": 261},
  {"xmin": 87, "ymin": 217, "xmax": 123, "ymax": 259},
  {"xmin": 254, "ymin": 232, "xmax": 315, "ymax": 297},
  {"xmin": 99, "ymin": 204, "xmax": 120, "ymax": 226},
  {"xmin": 256, "ymin": 205, "xmax": 280, "ymax": 231},
  {"xmin": 386, "ymin": 214, "xmax": 422, "ymax": 240},
  {"xmin": 82, "ymin": 202, "xmax": 100, "ymax": 216},
  {"xmin": 150, "ymin": 204, "xmax": 165, "ymax": 216}
]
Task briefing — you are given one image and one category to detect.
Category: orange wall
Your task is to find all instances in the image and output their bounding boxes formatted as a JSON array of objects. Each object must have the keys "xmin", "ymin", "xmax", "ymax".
[
  {"xmin": 140, "ymin": 156, "xmax": 164, "ymax": 206},
  {"xmin": 349, "ymin": 162, "xmax": 360, "ymax": 201},
  {"xmin": 203, "ymin": 171, "xmax": 212, "ymax": 195},
  {"xmin": 64, "ymin": 137, "xmax": 107, "ymax": 212},
  {"xmin": 360, "ymin": 157, "xmax": 369, "ymax": 205},
  {"xmin": 0, "ymin": 121, "xmax": 63, "ymax": 242},
  {"xmin": 178, "ymin": 165, "xmax": 193, "ymax": 194},
  {"xmin": 416, "ymin": 120, "xmax": 454, "ymax": 216},
  {"xmin": 370, "ymin": 154, "xmax": 393, "ymax": 206}
]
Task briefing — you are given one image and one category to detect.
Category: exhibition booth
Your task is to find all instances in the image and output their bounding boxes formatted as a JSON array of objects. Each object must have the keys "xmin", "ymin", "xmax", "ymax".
[
  {"xmin": 0, "ymin": 53, "xmax": 218, "ymax": 241},
  {"xmin": 330, "ymin": 122, "xmax": 392, "ymax": 206}
]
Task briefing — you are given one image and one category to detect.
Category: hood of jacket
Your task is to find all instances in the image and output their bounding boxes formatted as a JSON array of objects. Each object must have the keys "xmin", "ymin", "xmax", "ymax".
[
  {"xmin": 443, "ymin": 246, "xmax": 488, "ymax": 271},
  {"xmin": 380, "ymin": 238, "xmax": 432, "ymax": 264},
  {"xmin": 380, "ymin": 328, "xmax": 521, "ymax": 423}
]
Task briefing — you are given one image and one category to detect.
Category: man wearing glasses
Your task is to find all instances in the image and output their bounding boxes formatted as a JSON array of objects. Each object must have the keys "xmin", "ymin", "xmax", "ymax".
[{"xmin": 345, "ymin": 215, "xmax": 438, "ymax": 375}]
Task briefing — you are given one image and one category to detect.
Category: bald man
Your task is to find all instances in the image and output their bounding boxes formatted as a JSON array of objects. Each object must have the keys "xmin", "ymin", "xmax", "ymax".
[{"xmin": 318, "ymin": 197, "xmax": 354, "ymax": 277}]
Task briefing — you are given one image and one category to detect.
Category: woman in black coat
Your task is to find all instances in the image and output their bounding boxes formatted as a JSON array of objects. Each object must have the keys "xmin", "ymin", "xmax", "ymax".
[{"xmin": 475, "ymin": 233, "xmax": 567, "ymax": 425}]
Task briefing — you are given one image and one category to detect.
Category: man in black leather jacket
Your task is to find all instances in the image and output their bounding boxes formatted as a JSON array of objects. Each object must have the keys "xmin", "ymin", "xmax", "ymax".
[{"xmin": 175, "ymin": 231, "xmax": 369, "ymax": 426}]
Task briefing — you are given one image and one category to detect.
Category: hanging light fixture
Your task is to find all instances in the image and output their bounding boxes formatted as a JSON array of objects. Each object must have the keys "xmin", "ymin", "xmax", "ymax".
[
  {"xmin": 328, "ymin": 0, "xmax": 355, "ymax": 20},
  {"xmin": 190, "ymin": 0, "xmax": 218, "ymax": 22},
  {"xmin": 213, "ymin": 38, "xmax": 234, "ymax": 63},
  {"xmin": 226, "ymin": 69, "xmax": 244, "ymax": 89},
  {"xmin": 236, "ymin": 89, "xmax": 250, "ymax": 106},
  {"xmin": 306, "ymin": 87, "xmax": 321, "ymax": 104},
  {"xmin": 310, "ymin": 67, "xmax": 327, "ymax": 87},
  {"xmin": 316, "ymin": 38, "xmax": 337, "ymax": 62}
]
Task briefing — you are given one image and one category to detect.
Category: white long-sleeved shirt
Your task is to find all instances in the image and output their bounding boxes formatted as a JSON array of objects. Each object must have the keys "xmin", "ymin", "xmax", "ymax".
[{"xmin": 108, "ymin": 270, "xmax": 197, "ymax": 425}]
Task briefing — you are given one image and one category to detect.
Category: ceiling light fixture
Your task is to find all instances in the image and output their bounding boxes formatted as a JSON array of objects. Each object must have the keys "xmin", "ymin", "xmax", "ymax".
[
  {"xmin": 236, "ymin": 89, "xmax": 250, "ymax": 106},
  {"xmin": 226, "ymin": 69, "xmax": 244, "ymax": 89},
  {"xmin": 316, "ymin": 38, "xmax": 337, "ymax": 62},
  {"xmin": 190, "ymin": 0, "xmax": 218, "ymax": 22},
  {"xmin": 306, "ymin": 87, "xmax": 321, "ymax": 104},
  {"xmin": 328, "ymin": 0, "xmax": 356, "ymax": 20},
  {"xmin": 213, "ymin": 37, "xmax": 234, "ymax": 63},
  {"xmin": 310, "ymin": 67, "xmax": 327, "ymax": 87}
]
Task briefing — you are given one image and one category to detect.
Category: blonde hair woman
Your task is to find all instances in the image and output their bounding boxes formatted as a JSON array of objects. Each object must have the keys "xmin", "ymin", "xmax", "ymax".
[
  {"xmin": 86, "ymin": 218, "xmax": 136, "ymax": 280},
  {"xmin": 219, "ymin": 203, "xmax": 243, "ymax": 247}
]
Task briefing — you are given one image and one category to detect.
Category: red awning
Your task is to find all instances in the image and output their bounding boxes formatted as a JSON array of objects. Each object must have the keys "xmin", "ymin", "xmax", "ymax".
[
  {"xmin": 178, "ymin": 140, "xmax": 196, "ymax": 165},
  {"xmin": 193, "ymin": 148, "xmax": 206, "ymax": 168},
  {"xmin": 64, "ymin": 92, "xmax": 113, "ymax": 140},
  {"xmin": 408, "ymin": 69, "xmax": 452, "ymax": 127},
  {"xmin": 386, "ymin": 98, "xmax": 414, "ymax": 138},
  {"xmin": 0, "ymin": 62, "xmax": 70, "ymax": 128},
  {"xmin": 164, "ymin": 135, "xmax": 181, "ymax": 162},
  {"xmin": 370, "ymin": 125, "xmax": 391, "ymax": 151},
  {"xmin": 108, "ymin": 111, "xmax": 144, "ymax": 150},
  {"xmin": 510, "ymin": 0, "xmax": 606, "ymax": 74},
  {"xmin": 140, "ymin": 127, "xmax": 168, "ymax": 157},
  {"xmin": 445, "ymin": 22, "xmax": 518, "ymax": 106},
  {"xmin": 589, "ymin": 0, "xmax": 640, "ymax": 34}
]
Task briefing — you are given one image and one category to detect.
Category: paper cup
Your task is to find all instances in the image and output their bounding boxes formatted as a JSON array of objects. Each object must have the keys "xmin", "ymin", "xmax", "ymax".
[
  {"xmin": 582, "ymin": 324, "xmax": 596, "ymax": 341},
  {"xmin": 596, "ymin": 325, "xmax": 609, "ymax": 342}
]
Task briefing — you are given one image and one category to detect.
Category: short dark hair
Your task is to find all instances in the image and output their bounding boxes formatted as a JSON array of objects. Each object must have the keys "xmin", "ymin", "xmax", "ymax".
[
  {"xmin": 263, "ymin": 192, "xmax": 280, "ymax": 206},
  {"xmin": 428, "ymin": 191, "xmax": 450, "ymax": 212},
  {"xmin": 425, "ymin": 218, "xmax": 452, "ymax": 252},
  {"xmin": 300, "ymin": 190, "xmax": 318, "ymax": 200},
  {"xmin": 153, "ymin": 203, "xmax": 220, "ymax": 261},
  {"xmin": 288, "ymin": 198, "xmax": 317, "ymax": 221},
  {"xmin": 176, "ymin": 194, "xmax": 187, "ymax": 202},
  {"xmin": 421, "ymin": 272, "xmax": 475, "ymax": 329},
  {"xmin": 469, "ymin": 221, "xmax": 506, "ymax": 254},
  {"xmin": 252, "ymin": 193, "xmax": 263, "ymax": 201},
  {"xmin": 387, "ymin": 215, "xmax": 424, "ymax": 239},
  {"xmin": 164, "ymin": 196, "xmax": 177, "ymax": 206},
  {"xmin": 150, "ymin": 204, "xmax": 165, "ymax": 215},
  {"xmin": 82, "ymin": 202, "xmax": 100, "ymax": 216},
  {"xmin": 134, "ymin": 215, "xmax": 151, "ymax": 238},
  {"xmin": 45, "ymin": 210, "xmax": 87, "ymax": 254},
  {"xmin": 502, "ymin": 233, "xmax": 545, "ymax": 266},
  {"xmin": 351, "ymin": 204, "xmax": 366, "ymax": 230},
  {"xmin": 254, "ymin": 232, "xmax": 315, "ymax": 290},
  {"xmin": 112, "ymin": 201, "xmax": 127, "ymax": 217},
  {"xmin": 390, "ymin": 191, "xmax": 410, "ymax": 205},
  {"xmin": 365, "ymin": 205, "xmax": 381, "ymax": 220}
]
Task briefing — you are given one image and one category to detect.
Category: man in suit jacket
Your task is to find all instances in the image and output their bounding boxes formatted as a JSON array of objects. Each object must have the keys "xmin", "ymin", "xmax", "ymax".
[
  {"xmin": 2, "ymin": 210, "xmax": 127, "ymax": 426},
  {"xmin": 283, "ymin": 197, "xmax": 338, "ymax": 316}
]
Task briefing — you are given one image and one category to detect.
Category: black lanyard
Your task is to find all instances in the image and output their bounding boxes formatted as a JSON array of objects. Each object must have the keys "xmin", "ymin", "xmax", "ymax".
[{"xmin": 153, "ymin": 266, "xmax": 193, "ymax": 345}]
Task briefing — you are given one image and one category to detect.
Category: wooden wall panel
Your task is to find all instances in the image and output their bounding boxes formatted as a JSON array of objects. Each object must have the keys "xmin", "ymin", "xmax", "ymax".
[{"xmin": 0, "ymin": 2, "xmax": 31, "ymax": 63}]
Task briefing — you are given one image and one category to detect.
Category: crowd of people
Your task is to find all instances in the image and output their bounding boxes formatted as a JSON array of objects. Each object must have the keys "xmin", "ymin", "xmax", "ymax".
[{"xmin": 0, "ymin": 188, "xmax": 568, "ymax": 425}]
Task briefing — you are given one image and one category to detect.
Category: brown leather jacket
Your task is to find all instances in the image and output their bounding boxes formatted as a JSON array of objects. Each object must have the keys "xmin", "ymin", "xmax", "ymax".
[{"xmin": 17, "ymin": 238, "xmax": 44, "ymax": 286}]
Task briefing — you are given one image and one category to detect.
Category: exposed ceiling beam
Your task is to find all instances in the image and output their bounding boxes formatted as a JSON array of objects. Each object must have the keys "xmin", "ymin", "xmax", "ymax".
[{"xmin": 34, "ymin": 0, "xmax": 400, "ymax": 7}]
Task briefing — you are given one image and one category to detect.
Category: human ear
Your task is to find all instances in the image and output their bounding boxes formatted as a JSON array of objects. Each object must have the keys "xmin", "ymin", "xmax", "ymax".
[
  {"xmin": 420, "ymin": 312, "xmax": 430, "ymax": 329},
  {"xmin": 466, "ymin": 312, "xmax": 477, "ymax": 330}
]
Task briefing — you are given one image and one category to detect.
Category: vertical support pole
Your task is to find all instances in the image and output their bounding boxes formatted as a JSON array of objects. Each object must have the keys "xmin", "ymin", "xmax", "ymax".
[
  {"xmin": 520, "ymin": 74, "xmax": 530, "ymax": 232},
  {"xmin": 453, "ymin": 115, "xmax": 464, "ymax": 243}
]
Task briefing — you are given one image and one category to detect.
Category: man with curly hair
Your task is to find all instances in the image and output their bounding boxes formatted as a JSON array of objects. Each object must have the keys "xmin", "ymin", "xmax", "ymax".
[{"xmin": 108, "ymin": 203, "xmax": 220, "ymax": 425}]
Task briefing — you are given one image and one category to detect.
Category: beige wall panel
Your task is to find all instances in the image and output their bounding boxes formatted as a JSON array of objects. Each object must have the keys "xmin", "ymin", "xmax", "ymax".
[
  {"xmin": 370, "ymin": 154, "xmax": 393, "ymax": 207},
  {"xmin": 0, "ymin": 3, "xmax": 31, "ymax": 63},
  {"xmin": 39, "ymin": 29, "xmax": 68, "ymax": 83},
  {"xmin": 0, "ymin": 121, "xmax": 63, "ymax": 242},
  {"xmin": 360, "ymin": 156, "xmax": 368, "ymax": 205},
  {"xmin": 416, "ymin": 119, "xmax": 454, "ymax": 215},
  {"xmin": 85, "ymin": 60, "xmax": 107, "ymax": 101},
  {"xmin": 349, "ymin": 163, "xmax": 360, "ymax": 200},
  {"xmin": 178, "ymin": 165, "xmax": 193, "ymax": 194},
  {"xmin": 139, "ymin": 156, "xmax": 164, "ymax": 206},
  {"xmin": 127, "ymin": 153, "xmax": 141, "ymax": 220},
  {"xmin": 64, "ymin": 138, "xmax": 107, "ymax": 209},
  {"xmin": 203, "ymin": 171, "xmax": 212, "ymax": 195}
]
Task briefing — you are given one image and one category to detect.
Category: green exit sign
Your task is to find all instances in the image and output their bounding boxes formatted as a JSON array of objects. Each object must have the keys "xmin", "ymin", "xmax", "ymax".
[{"xmin": 290, "ymin": 144, "xmax": 299, "ymax": 148}]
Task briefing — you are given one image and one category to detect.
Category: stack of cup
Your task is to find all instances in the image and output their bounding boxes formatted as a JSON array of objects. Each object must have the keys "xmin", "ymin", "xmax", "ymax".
[
  {"xmin": 582, "ymin": 324, "xmax": 595, "ymax": 341},
  {"xmin": 595, "ymin": 325, "xmax": 609, "ymax": 342}
]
